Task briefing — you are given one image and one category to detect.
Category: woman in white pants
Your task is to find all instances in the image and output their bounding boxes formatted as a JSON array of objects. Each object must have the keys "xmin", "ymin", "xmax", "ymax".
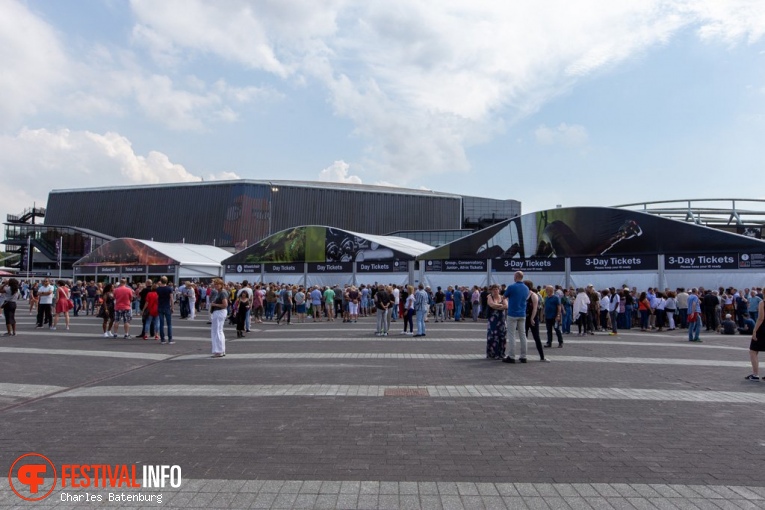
[{"xmin": 209, "ymin": 279, "xmax": 228, "ymax": 358}]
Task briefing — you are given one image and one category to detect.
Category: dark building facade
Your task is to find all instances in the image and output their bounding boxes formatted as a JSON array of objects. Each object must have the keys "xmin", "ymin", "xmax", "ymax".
[{"xmin": 44, "ymin": 180, "xmax": 520, "ymax": 248}]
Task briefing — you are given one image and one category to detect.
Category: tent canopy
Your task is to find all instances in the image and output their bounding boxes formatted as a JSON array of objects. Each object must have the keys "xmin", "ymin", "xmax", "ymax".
[{"xmin": 74, "ymin": 238, "xmax": 232, "ymax": 268}]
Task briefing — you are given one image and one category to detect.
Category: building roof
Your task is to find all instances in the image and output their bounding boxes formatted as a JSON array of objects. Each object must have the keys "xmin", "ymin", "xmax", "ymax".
[{"xmin": 50, "ymin": 179, "xmax": 461, "ymax": 199}]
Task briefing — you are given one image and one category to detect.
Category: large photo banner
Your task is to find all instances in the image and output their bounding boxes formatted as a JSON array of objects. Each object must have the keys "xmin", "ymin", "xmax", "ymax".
[
  {"xmin": 228, "ymin": 227, "xmax": 416, "ymax": 264},
  {"xmin": 421, "ymin": 207, "xmax": 765, "ymax": 260}
]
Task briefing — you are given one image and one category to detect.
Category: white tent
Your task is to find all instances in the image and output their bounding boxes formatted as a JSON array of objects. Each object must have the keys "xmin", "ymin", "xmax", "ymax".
[{"xmin": 73, "ymin": 238, "xmax": 232, "ymax": 280}]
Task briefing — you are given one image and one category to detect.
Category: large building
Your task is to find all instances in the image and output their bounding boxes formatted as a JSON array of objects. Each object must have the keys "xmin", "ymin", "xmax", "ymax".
[{"xmin": 43, "ymin": 180, "xmax": 521, "ymax": 248}]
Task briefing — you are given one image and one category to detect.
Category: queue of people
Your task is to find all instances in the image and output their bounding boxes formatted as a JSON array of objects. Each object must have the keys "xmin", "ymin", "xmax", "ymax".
[{"xmin": 3, "ymin": 275, "xmax": 764, "ymax": 379}]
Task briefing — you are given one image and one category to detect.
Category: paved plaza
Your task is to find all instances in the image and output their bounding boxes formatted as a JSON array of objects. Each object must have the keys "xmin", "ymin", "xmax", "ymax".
[{"xmin": 1, "ymin": 310, "xmax": 764, "ymax": 509}]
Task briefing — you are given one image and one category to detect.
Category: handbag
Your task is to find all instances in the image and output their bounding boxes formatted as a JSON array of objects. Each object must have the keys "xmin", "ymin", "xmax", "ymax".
[{"xmin": 687, "ymin": 311, "xmax": 697, "ymax": 322}]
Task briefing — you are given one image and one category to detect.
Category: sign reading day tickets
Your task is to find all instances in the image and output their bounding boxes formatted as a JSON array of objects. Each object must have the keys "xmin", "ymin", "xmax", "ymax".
[
  {"xmin": 307, "ymin": 262, "xmax": 353, "ymax": 273},
  {"xmin": 493, "ymin": 257, "xmax": 565, "ymax": 273},
  {"xmin": 665, "ymin": 253, "xmax": 738, "ymax": 270},
  {"xmin": 425, "ymin": 260, "xmax": 487, "ymax": 272},
  {"xmin": 356, "ymin": 260, "xmax": 407, "ymax": 273},
  {"xmin": 570, "ymin": 255, "xmax": 658, "ymax": 272},
  {"xmin": 264, "ymin": 262, "xmax": 304, "ymax": 274}
]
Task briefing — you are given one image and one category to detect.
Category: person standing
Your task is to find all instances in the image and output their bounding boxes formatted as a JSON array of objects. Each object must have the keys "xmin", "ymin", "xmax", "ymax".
[
  {"xmin": 155, "ymin": 276, "xmax": 174, "ymax": 344},
  {"xmin": 524, "ymin": 280, "xmax": 545, "ymax": 361},
  {"xmin": 748, "ymin": 289, "xmax": 762, "ymax": 323},
  {"xmin": 403, "ymin": 285, "xmax": 415, "ymax": 335},
  {"xmin": 573, "ymin": 287, "xmax": 591, "ymax": 336},
  {"xmin": 608, "ymin": 287, "xmax": 619, "ymax": 335},
  {"xmin": 746, "ymin": 298, "xmax": 765, "ymax": 380},
  {"xmin": 187, "ymin": 282, "xmax": 197, "ymax": 320},
  {"xmin": 543, "ymin": 285, "xmax": 563, "ymax": 350},
  {"xmin": 687, "ymin": 288, "xmax": 702, "ymax": 342},
  {"xmin": 434, "ymin": 287, "xmax": 445, "ymax": 322},
  {"xmin": 111, "ymin": 278, "xmax": 134, "ymax": 338},
  {"xmin": 676, "ymin": 288, "xmax": 689, "ymax": 328},
  {"xmin": 70, "ymin": 281, "xmax": 82, "ymax": 316},
  {"xmin": 209, "ymin": 279, "xmax": 228, "ymax": 357},
  {"xmin": 413, "ymin": 284, "xmax": 429, "ymax": 337},
  {"xmin": 51, "ymin": 280, "xmax": 72, "ymax": 330},
  {"xmin": 471, "ymin": 286, "xmax": 481, "ymax": 321},
  {"xmin": 323, "ymin": 285, "xmax": 335, "ymax": 321},
  {"xmin": 1, "ymin": 278, "xmax": 20, "ymax": 336},
  {"xmin": 347, "ymin": 286, "xmax": 359, "ymax": 323},
  {"xmin": 141, "ymin": 284, "xmax": 160, "ymax": 340},
  {"xmin": 503, "ymin": 271, "xmax": 529, "ymax": 364},
  {"xmin": 486, "ymin": 284, "xmax": 507, "ymax": 359},
  {"xmin": 276, "ymin": 285, "xmax": 293, "ymax": 325},
  {"xmin": 234, "ymin": 290, "xmax": 250, "ymax": 338},
  {"xmin": 374, "ymin": 284, "xmax": 390, "ymax": 336},
  {"xmin": 453, "ymin": 285, "xmax": 463, "ymax": 321},
  {"xmin": 99, "ymin": 283, "xmax": 116, "ymax": 337},
  {"xmin": 36, "ymin": 278, "xmax": 54, "ymax": 329},
  {"xmin": 85, "ymin": 281, "xmax": 98, "ymax": 315}
]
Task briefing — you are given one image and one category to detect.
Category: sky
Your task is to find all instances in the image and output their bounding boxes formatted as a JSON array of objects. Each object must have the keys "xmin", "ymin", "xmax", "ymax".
[{"xmin": 2, "ymin": 0, "xmax": 765, "ymax": 227}]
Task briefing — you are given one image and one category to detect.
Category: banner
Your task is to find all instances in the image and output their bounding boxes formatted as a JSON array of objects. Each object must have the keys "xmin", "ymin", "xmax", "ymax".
[
  {"xmin": 739, "ymin": 253, "xmax": 765, "ymax": 269},
  {"xmin": 356, "ymin": 260, "xmax": 407, "ymax": 273},
  {"xmin": 123, "ymin": 265, "xmax": 147, "ymax": 274},
  {"xmin": 148, "ymin": 265, "xmax": 176, "ymax": 274},
  {"xmin": 420, "ymin": 206, "xmax": 765, "ymax": 260},
  {"xmin": 264, "ymin": 262, "xmax": 304, "ymax": 274},
  {"xmin": 570, "ymin": 255, "xmax": 658, "ymax": 272},
  {"xmin": 97, "ymin": 266, "xmax": 121, "ymax": 275},
  {"xmin": 665, "ymin": 254, "xmax": 738, "ymax": 270},
  {"xmin": 307, "ymin": 262, "xmax": 353, "ymax": 273},
  {"xmin": 493, "ymin": 257, "xmax": 565, "ymax": 273},
  {"xmin": 424, "ymin": 260, "xmax": 487, "ymax": 272},
  {"xmin": 225, "ymin": 226, "xmax": 418, "ymax": 264},
  {"xmin": 225, "ymin": 264, "xmax": 262, "ymax": 274}
]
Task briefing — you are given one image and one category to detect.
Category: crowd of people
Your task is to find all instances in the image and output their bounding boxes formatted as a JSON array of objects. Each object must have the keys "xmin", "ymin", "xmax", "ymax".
[{"xmin": 2, "ymin": 274, "xmax": 764, "ymax": 376}]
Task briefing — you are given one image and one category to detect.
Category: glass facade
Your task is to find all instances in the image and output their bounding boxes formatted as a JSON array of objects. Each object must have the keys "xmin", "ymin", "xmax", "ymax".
[
  {"xmin": 3, "ymin": 224, "xmax": 113, "ymax": 273},
  {"xmin": 387, "ymin": 229, "xmax": 472, "ymax": 247},
  {"xmin": 462, "ymin": 196, "xmax": 521, "ymax": 229}
]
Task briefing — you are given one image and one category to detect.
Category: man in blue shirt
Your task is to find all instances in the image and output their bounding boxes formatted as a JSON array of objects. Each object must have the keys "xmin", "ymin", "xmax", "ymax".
[{"xmin": 502, "ymin": 271, "xmax": 529, "ymax": 363}]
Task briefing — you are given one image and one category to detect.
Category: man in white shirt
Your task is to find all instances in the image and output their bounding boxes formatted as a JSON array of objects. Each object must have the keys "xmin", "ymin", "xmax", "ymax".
[
  {"xmin": 608, "ymin": 287, "xmax": 620, "ymax": 335},
  {"xmin": 573, "ymin": 288, "xmax": 590, "ymax": 336},
  {"xmin": 36, "ymin": 279, "xmax": 55, "ymax": 328}
]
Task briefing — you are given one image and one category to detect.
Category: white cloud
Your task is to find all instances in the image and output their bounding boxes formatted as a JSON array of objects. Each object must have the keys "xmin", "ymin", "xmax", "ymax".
[
  {"xmin": 534, "ymin": 123, "xmax": 589, "ymax": 147},
  {"xmin": 4, "ymin": 0, "xmax": 765, "ymax": 190},
  {"xmin": 0, "ymin": 128, "xmax": 238, "ymax": 223},
  {"xmin": 0, "ymin": 0, "xmax": 70, "ymax": 129},
  {"xmin": 124, "ymin": 0, "xmax": 765, "ymax": 184},
  {"xmin": 318, "ymin": 160, "xmax": 362, "ymax": 184}
]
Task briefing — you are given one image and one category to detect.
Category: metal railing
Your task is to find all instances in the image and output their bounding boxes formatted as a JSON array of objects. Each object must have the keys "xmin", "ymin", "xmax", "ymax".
[{"xmin": 614, "ymin": 199, "xmax": 765, "ymax": 226}]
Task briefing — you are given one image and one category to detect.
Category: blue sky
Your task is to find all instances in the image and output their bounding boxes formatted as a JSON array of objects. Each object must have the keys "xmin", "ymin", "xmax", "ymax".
[{"xmin": 1, "ymin": 0, "xmax": 764, "ymax": 225}]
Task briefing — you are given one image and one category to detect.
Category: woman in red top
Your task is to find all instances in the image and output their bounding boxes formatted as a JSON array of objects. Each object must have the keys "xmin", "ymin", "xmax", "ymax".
[
  {"xmin": 52, "ymin": 280, "xmax": 72, "ymax": 330},
  {"xmin": 141, "ymin": 284, "xmax": 159, "ymax": 340}
]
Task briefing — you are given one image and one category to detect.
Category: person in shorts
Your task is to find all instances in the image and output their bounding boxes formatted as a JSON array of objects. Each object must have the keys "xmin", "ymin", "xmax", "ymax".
[{"xmin": 112, "ymin": 278, "xmax": 134, "ymax": 339}]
